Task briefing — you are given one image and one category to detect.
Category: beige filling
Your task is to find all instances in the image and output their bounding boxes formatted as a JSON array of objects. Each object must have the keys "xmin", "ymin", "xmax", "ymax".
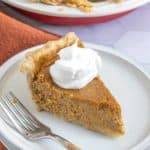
[{"xmin": 31, "ymin": 79, "xmax": 124, "ymax": 136}]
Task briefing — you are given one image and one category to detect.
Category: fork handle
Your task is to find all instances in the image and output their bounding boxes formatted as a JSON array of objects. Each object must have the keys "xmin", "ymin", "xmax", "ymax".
[{"xmin": 41, "ymin": 134, "xmax": 80, "ymax": 150}]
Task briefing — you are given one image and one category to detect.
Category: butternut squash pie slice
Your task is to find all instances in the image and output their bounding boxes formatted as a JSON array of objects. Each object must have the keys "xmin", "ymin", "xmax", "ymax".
[{"xmin": 20, "ymin": 32, "xmax": 125, "ymax": 136}]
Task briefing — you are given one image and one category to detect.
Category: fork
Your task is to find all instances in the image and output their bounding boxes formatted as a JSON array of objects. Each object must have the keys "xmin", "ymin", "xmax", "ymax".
[{"xmin": 0, "ymin": 92, "xmax": 80, "ymax": 150}]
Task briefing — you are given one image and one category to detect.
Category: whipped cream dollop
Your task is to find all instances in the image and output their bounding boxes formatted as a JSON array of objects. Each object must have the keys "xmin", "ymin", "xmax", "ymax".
[{"xmin": 49, "ymin": 43, "xmax": 102, "ymax": 89}]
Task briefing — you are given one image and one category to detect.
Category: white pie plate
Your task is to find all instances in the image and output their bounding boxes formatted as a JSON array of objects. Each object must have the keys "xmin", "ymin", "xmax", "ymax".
[{"xmin": 0, "ymin": 43, "xmax": 150, "ymax": 150}]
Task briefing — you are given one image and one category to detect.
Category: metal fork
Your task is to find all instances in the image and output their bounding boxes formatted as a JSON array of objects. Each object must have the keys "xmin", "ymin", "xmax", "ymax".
[{"xmin": 0, "ymin": 92, "xmax": 80, "ymax": 150}]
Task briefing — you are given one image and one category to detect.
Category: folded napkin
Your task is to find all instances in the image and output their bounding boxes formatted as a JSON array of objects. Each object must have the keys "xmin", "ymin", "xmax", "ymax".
[
  {"xmin": 0, "ymin": 10, "xmax": 60, "ymax": 150},
  {"xmin": 0, "ymin": 11, "xmax": 59, "ymax": 65},
  {"xmin": 0, "ymin": 142, "xmax": 6, "ymax": 150}
]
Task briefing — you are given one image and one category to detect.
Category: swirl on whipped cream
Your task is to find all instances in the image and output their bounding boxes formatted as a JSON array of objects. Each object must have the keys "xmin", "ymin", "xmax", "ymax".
[{"xmin": 49, "ymin": 42, "xmax": 102, "ymax": 89}]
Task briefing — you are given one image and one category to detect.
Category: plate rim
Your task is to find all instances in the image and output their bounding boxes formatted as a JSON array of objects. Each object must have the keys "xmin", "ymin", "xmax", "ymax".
[
  {"xmin": 0, "ymin": 42, "xmax": 150, "ymax": 150},
  {"xmin": 1, "ymin": 0, "xmax": 150, "ymax": 18}
]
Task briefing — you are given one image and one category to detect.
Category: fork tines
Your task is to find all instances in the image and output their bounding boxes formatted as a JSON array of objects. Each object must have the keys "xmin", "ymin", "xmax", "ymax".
[{"xmin": 0, "ymin": 92, "xmax": 40, "ymax": 134}]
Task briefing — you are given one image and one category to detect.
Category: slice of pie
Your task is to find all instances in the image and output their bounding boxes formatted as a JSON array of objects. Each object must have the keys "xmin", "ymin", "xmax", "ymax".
[{"xmin": 20, "ymin": 32, "xmax": 125, "ymax": 136}]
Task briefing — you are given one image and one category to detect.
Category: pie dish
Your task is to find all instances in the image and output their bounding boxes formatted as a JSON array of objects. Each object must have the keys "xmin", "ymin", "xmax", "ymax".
[
  {"xmin": 2, "ymin": 0, "xmax": 150, "ymax": 25},
  {"xmin": 20, "ymin": 32, "xmax": 125, "ymax": 136}
]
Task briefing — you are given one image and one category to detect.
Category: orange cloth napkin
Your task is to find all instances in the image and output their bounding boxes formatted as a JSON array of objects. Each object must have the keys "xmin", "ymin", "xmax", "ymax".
[
  {"xmin": 0, "ymin": 11, "xmax": 60, "ymax": 65},
  {"xmin": 0, "ymin": 143, "xmax": 6, "ymax": 150},
  {"xmin": 0, "ymin": 10, "xmax": 60, "ymax": 150}
]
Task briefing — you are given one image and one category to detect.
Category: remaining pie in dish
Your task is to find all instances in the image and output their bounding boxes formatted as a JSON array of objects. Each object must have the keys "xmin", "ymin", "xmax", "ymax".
[
  {"xmin": 20, "ymin": 32, "xmax": 125, "ymax": 136},
  {"xmin": 31, "ymin": 0, "xmax": 123, "ymax": 12},
  {"xmin": 31, "ymin": 0, "xmax": 92, "ymax": 12}
]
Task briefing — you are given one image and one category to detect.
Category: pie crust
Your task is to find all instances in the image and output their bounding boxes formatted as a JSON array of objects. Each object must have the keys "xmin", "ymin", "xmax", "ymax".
[{"xmin": 31, "ymin": 0, "xmax": 93, "ymax": 12}]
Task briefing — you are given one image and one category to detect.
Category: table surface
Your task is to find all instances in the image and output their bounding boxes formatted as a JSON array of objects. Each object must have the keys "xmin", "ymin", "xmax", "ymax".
[{"xmin": 1, "ymin": 2, "xmax": 150, "ymax": 150}]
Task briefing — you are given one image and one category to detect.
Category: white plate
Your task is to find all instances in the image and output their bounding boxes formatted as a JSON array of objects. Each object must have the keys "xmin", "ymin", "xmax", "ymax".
[
  {"xmin": 1, "ymin": 0, "xmax": 150, "ymax": 17},
  {"xmin": 0, "ymin": 43, "xmax": 150, "ymax": 150}
]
